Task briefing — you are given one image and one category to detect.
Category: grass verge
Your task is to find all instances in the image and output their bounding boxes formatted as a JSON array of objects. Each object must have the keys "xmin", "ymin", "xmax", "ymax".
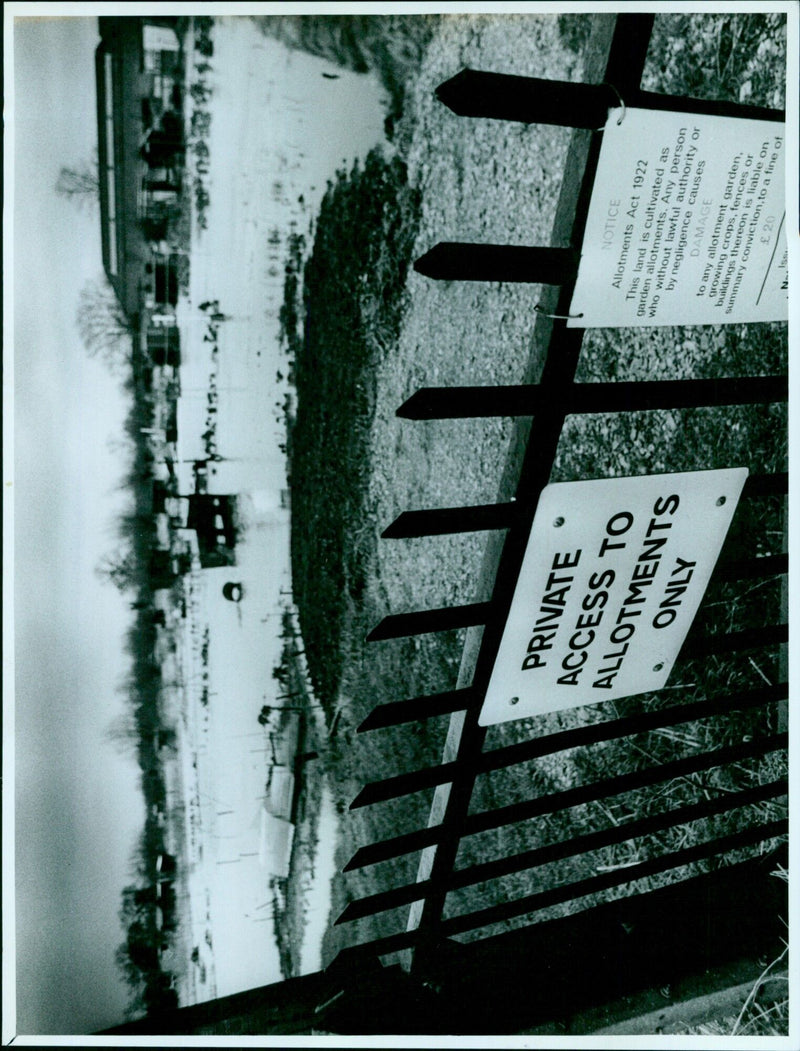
[{"xmin": 288, "ymin": 148, "xmax": 422, "ymax": 716}]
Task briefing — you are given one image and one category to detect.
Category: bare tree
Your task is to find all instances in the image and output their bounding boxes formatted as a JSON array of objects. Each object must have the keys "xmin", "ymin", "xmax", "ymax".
[
  {"xmin": 55, "ymin": 153, "xmax": 99, "ymax": 211},
  {"xmin": 115, "ymin": 941, "xmax": 145, "ymax": 993},
  {"xmin": 106, "ymin": 709, "xmax": 140, "ymax": 756},
  {"xmin": 96, "ymin": 548, "xmax": 138, "ymax": 592},
  {"xmin": 77, "ymin": 277, "xmax": 134, "ymax": 372}
]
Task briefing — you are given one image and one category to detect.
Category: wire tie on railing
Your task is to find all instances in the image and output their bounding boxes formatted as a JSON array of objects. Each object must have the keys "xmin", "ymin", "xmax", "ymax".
[
  {"xmin": 534, "ymin": 304, "xmax": 584, "ymax": 320},
  {"xmin": 596, "ymin": 82, "xmax": 626, "ymax": 131}
]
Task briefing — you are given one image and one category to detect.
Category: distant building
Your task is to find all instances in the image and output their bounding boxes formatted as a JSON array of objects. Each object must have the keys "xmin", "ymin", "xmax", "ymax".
[
  {"xmin": 259, "ymin": 808, "xmax": 295, "ymax": 880},
  {"xmin": 96, "ymin": 17, "xmax": 244, "ymax": 583},
  {"xmin": 150, "ymin": 530, "xmax": 199, "ymax": 589},
  {"xmin": 96, "ymin": 16, "xmax": 184, "ymax": 352},
  {"xmin": 266, "ymin": 765, "xmax": 295, "ymax": 821},
  {"xmin": 186, "ymin": 494, "xmax": 238, "ymax": 568},
  {"xmin": 156, "ymin": 851, "xmax": 177, "ymax": 879}
]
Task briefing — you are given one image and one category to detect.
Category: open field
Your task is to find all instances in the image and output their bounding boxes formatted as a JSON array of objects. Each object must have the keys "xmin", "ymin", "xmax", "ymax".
[
  {"xmin": 281, "ymin": 11, "xmax": 788, "ymax": 994},
  {"xmin": 107, "ymin": 15, "xmax": 394, "ymax": 1017}
]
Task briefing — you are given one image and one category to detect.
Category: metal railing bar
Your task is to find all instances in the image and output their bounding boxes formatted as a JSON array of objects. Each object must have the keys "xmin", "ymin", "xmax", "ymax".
[
  {"xmin": 336, "ymin": 778, "xmax": 786, "ymax": 923},
  {"xmin": 452, "ymin": 777, "xmax": 786, "ymax": 890},
  {"xmin": 381, "ymin": 502, "xmax": 518, "ymax": 538},
  {"xmin": 681, "ymin": 623, "xmax": 787, "ymax": 658},
  {"xmin": 440, "ymin": 818, "xmax": 788, "ymax": 937},
  {"xmin": 343, "ymin": 732, "xmax": 786, "ymax": 869},
  {"xmin": 631, "ymin": 87, "xmax": 784, "ymax": 123},
  {"xmin": 377, "ymin": 473, "xmax": 785, "ymax": 541},
  {"xmin": 741, "ymin": 472, "xmax": 788, "ymax": 497},
  {"xmin": 344, "ymin": 824, "xmax": 440, "ymax": 871},
  {"xmin": 349, "ymin": 684, "xmax": 785, "ymax": 807},
  {"xmin": 349, "ymin": 759, "xmax": 459, "ymax": 809},
  {"xmin": 474, "ymin": 685, "xmax": 785, "ymax": 776},
  {"xmin": 413, "ymin": 242, "xmax": 579, "ymax": 284},
  {"xmin": 433, "ymin": 67, "xmax": 784, "ymax": 128},
  {"xmin": 397, "ymin": 376, "xmax": 788, "ymax": 419},
  {"xmin": 465, "ymin": 732, "xmax": 787, "ymax": 837},
  {"xmin": 336, "ymin": 840, "xmax": 786, "ymax": 971},
  {"xmin": 357, "ymin": 688, "xmax": 478, "ymax": 733},
  {"xmin": 715, "ymin": 553, "xmax": 788, "ymax": 581},
  {"xmin": 328, "ymin": 928, "xmax": 420, "ymax": 964},
  {"xmin": 434, "ymin": 69, "xmax": 621, "ymax": 129},
  {"xmin": 367, "ymin": 602, "xmax": 492, "ymax": 641}
]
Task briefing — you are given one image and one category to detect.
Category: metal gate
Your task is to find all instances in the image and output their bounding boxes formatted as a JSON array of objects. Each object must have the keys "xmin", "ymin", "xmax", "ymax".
[
  {"xmin": 101, "ymin": 12, "xmax": 789, "ymax": 1039},
  {"xmin": 330, "ymin": 13, "xmax": 788, "ymax": 1033}
]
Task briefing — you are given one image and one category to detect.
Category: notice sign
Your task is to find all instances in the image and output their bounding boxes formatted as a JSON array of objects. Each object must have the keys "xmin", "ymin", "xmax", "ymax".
[
  {"xmin": 568, "ymin": 109, "xmax": 787, "ymax": 327},
  {"xmin": 479, "ymin": 469, "xmax": 747, "ymax": 726}
]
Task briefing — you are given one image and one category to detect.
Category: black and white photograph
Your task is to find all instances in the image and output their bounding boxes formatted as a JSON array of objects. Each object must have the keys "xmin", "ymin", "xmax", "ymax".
[{"xmin": 6, "ymin": 2, "xmax": 796, "ymax": 1043}]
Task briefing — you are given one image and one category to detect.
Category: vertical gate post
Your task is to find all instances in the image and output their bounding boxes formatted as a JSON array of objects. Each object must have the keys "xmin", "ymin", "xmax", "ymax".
[
  {"xmin": 435, "ymin": 69, "xmax": 618, "ymax": 128},
  {"xmin": 413, "ymin": 243, "xmax": 579, "ymax": 284}
]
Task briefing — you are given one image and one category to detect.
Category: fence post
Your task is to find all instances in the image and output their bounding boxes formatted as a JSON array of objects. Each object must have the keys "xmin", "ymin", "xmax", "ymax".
[
  {"xmin": 413, "ymin": 243, "xmax": 579, "ymax": 284},
  {"xmin": 435, "ymin": 69, "xmax": 618, "ymax": 128}
]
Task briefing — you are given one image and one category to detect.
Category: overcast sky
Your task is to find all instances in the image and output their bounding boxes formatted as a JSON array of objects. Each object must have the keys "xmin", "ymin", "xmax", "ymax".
[{"xmin": 11, "ymin": 13, "xmax": 147, "ymax": 1035}]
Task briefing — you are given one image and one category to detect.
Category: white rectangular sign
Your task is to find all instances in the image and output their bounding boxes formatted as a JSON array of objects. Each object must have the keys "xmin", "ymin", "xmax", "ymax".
[
  {"xmin": 568, "ymin": 109, "xmax": 787, "ymax": 327},
  {"xmin": 479, "ymin": 469, "xmax": 748, "ymax": 726}
]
